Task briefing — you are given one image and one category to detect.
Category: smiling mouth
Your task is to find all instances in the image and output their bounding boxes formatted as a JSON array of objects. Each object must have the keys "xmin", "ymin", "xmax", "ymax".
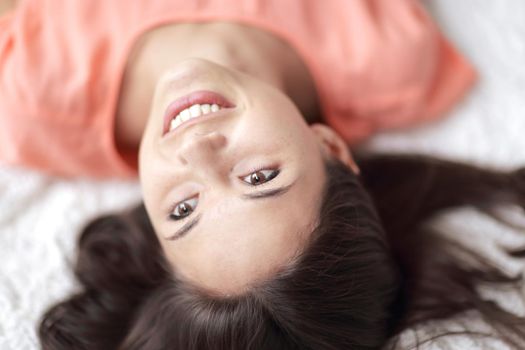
[{"xmin": 163, "ymin": 91, "xmax": 235, "ymax": 136}]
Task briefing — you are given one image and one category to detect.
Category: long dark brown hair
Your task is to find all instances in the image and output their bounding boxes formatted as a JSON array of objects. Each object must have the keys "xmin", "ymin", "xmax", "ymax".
[{"xmin": 39, "ymin": 154, "xmax": 525, "ymax": 349}]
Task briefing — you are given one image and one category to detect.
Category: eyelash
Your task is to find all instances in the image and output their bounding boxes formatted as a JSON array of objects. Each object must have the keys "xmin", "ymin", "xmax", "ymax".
[{"xmin": 167, "ymin": 167, "xmax": 281, "ymax": 221}]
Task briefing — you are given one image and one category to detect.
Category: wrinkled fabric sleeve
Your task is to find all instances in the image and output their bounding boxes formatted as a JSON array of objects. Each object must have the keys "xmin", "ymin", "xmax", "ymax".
[
  {"xmin": 0, "ymin": 2, "xmax": 136, "ymax": 178},
  {"xmin": 319, "ymin": 0, "xmax": 476, "ymax": 144}
]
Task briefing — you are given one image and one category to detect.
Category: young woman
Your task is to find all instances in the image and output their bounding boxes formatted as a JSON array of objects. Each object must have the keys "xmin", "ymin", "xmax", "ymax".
[{"xmin": 2, "ymin": 0, "xmax": 525, "ymax": 349}]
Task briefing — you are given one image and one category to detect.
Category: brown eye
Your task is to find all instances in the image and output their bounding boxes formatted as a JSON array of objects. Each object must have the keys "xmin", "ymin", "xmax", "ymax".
[
  {"xmin": 170, "ymin": 197, "xmax": 198, "ymax": 220},
  {"xmin": 241, "ymin": 169, "xmax": 280, "ymax": 186}
]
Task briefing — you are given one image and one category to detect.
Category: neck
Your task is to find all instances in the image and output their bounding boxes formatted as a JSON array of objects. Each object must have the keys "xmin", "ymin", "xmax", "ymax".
[{"xmin": 115, "ymin": 22, "xmax": 320, "ymax": 151}]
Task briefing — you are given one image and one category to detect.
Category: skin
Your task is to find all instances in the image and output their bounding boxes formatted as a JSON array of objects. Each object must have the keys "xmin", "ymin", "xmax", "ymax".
[
  {"xmin": 4, "ymin": 2, "xmax": 358, "ymax": 295},
  {"xmin": 125, "ymin": 23, "xmax": 359, "ymax": 295},
  {"xmin": 0, "ymin": 0, "xmax": 17, "ymax": 17}
]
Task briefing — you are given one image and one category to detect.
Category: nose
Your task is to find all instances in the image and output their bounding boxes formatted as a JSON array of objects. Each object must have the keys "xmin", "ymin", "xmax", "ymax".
[{"xmin": 176, "ymin": 131, "xmax": 228, "ymax": 168}]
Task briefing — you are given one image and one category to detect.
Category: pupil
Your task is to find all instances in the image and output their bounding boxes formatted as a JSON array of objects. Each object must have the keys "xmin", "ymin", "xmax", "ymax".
[
  {"xmin": 179, "ymin": 203, "xmax": 189, "ymax": 213},
  {"xmin": 252, "ymin": 172, "xmax": 262, "ymax": 183}
]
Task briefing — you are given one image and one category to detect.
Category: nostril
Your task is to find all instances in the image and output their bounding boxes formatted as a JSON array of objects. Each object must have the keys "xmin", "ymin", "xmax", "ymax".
[
  {"xmin": 192, "ymin": 131, "xmax": 227, "ymax": 149},
  {"xmin": 176, "ymin": 132, "xmax": 227, "ymax": 166},
  {"xmin": 209, "ymin": 132, "xmax": 227, "ymax": 149},
  {"xmin": 177, "ymin": 153, "xmax": 188, "ymax": 165}
]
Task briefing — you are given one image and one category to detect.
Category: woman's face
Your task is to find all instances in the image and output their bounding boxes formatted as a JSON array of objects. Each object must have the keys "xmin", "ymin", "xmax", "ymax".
[{"xmin": 139, "ymin": 59, "xmax": 349, "ymax": 294}]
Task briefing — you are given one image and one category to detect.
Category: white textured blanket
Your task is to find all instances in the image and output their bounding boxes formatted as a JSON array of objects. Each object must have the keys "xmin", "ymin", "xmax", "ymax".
[{"xmin": 1, "ymin": 1, "xmax": 525, "ymax": 349}]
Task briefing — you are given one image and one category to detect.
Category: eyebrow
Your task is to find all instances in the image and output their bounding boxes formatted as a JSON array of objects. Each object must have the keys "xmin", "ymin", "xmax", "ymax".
[
  {"xmin": 166, "ymin": 183, "xmax": 295, "ymax": 241},
  {"xmin": 240, "ymin": 183, "xmax": 294, "ymax": 200},
  {"xmin": 167, "ymin": 213, "xmax": 202, "ymax": 241}
]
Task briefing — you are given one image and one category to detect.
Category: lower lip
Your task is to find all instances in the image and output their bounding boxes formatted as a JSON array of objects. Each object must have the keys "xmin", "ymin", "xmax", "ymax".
[{"xmin": 163, "ymin": 91, "xmax": 235, "ymax": 136}]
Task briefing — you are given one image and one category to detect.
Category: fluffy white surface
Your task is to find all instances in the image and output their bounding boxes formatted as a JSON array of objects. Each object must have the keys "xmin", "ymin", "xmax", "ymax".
[{"xmin": 1, "ymin": 1, "xmax": 525, "ymax": 349}]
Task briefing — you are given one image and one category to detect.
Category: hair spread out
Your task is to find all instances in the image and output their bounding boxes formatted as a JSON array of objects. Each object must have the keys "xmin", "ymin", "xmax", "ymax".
[{"xmin": 39, "ymin": 154, "xmax": 525, "ymax": 349}]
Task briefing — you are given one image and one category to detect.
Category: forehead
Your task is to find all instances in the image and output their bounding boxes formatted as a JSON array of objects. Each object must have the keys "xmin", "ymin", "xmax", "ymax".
[{"xmin": 162, "ymin": 162, "xmax": 325, "ymax": 294}]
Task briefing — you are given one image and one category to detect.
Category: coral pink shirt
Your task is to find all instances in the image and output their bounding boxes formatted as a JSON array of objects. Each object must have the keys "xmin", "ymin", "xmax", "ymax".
[{"xmin": 0, "ymin": 0, "xmax": 476, "ymax": 178}]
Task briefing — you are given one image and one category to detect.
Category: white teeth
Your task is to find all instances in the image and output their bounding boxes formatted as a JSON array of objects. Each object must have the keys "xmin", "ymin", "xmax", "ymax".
[
  {"xmin": 189, "ymin": 104, "xmax": 202, "ymax": 117},
  {"xmin": 179, "ymin": 108, "xmax": 191, "ymax": 122},
  {"xmin": 169, "ymin": 118, "xmax": 181, "ymax": 132},
  {"xmin": 201, "ymin": 104, "xmax": 211, "ymax": 114},
  {"xmin": 168, "ymin": 103, "xmax": 224, "ymax": 132}
]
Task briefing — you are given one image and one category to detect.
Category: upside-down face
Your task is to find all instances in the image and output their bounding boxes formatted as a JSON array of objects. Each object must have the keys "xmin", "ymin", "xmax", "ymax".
[{"xmin": 139, "ymin": 58, "xmax": 355, "ymax": 295}]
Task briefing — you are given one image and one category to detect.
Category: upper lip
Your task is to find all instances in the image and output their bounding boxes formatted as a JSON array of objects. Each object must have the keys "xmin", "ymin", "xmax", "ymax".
[{"xmin": 162, "ymin": 90, "xmax": 236, "ymax": 136}]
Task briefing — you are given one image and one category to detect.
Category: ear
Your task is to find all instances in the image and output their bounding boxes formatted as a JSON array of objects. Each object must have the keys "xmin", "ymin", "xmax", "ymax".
[{"xmin": 309, "ymin": 124, "xmax": 359, "ymax": 174}]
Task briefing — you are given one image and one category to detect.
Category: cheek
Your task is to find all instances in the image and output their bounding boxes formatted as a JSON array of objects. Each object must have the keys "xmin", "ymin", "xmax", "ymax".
[
  {"xmin": 139, "ymin": 165, "xmax": 168, "ymax": 236},
  {"xmin": 294, "ymin": 139, "xmax": 325, "ymax": 212},
  {"xmin": 247, "ymin": 83, "xmax": 308, "ymax": 132},
  {"xmin": 242, "ymin": 114, "xmax": 312, "ymax": 156},
  {"xmin": 138, "ymin": 131, "xmax": 155, "ymax": 184},
  {"xmin": 288, "ymin": 128, "xmax": 322, "ymax": 170}
]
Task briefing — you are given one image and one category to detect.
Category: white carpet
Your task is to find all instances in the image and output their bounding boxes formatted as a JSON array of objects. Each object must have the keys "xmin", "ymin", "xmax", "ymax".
[{"xmin": 1, "ymin": 1, "xmax": 525, "ymax": 349}]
